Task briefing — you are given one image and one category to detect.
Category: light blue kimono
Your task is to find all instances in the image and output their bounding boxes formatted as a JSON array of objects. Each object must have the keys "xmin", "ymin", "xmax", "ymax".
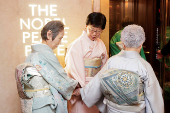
[{"xmin": 25, "ymin": 44, "xmax": 78, "ymax": 113}]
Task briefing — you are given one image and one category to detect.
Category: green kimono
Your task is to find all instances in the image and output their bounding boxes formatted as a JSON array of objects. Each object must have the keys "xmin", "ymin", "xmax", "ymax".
[{"xmin": 110, "ymin": 29, "xmax": 146, "ymax": 60}]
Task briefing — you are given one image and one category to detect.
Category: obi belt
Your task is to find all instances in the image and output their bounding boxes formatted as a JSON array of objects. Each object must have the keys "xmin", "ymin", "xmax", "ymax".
[
  {"xmin": 15, "ymin": 63, "xmax": 67, "ymax": 113},
  {"xmin": 84, "ymin": 58, "xmax": 102, "ymax": 83},
  {"xmin": 100, "ymin": 68, "xmax": 144, "ymax": 106}
]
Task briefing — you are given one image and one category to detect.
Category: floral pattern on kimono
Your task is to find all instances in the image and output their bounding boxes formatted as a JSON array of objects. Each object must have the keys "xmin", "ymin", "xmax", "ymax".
[{"xmin": 24, "ymin": 44, "xmax": 78, "ymax": 113}]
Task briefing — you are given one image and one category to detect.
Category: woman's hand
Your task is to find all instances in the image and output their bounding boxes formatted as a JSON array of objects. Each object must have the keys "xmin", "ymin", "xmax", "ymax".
[
  {"xmin": 101, "ymin": 53, "xmax": 105, "ymax": 59},
  {"xmin": 157, "ymin": 50, "xmax": 163, "ymax": 59},
  {"xmin": 72, "ymin": 88, "xmax": 81, "ymax": 96},
  {"xmin": 76, "ymin": 83, "xmax": 81, "ymax": 89},
  {"xmin": 72, "ymin": 83, "xmax": 81, "ymax": 96}
]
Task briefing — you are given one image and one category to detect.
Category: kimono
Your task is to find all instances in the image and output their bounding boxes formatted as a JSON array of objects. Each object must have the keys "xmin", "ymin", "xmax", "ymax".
[
  {"xmin": 65, "ymin": 31, "xmax": 108, "ymax": 113},
  {"xmin": 80, "ymin": 50, "xmax": 164, "ymax": 113},
  {"xmin": 20, "ymin": 44, "xmax": 78, "ymax": 113},
  {"xmin": 110, "ymin": 29, "xmax": 146, "ymax": 60}
]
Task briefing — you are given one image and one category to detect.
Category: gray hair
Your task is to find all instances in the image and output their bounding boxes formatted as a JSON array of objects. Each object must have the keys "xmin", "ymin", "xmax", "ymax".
[
  {"xmin": 41, "ymin": 20, "xmax": 64, "ymax": 41},
  {"xmin": 120, "ymin": 24, "xmax": 145, "ymax": 48}
]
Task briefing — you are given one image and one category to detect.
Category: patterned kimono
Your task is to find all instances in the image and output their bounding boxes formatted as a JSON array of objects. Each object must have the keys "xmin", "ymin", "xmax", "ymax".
[
  {"xmin": 21, "ymin": 44, "xmax": 78, "ymax": 113},
  {"xmin": 65, "ymin": 31, "xmax": 108, "ymax": 113},
  {"xmin": 80, "ymin": 50, "xmax": 164, "ymax": 113},
  {"xmin": 110, "ymin": 29, "xmax": 146, "ymax": 60}
]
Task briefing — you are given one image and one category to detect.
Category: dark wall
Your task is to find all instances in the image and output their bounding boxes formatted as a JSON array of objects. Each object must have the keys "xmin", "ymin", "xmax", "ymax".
[
  {"xmin": 109, "ymin": 0, "xmax": 159, "ymax": 75},
  {"xmin": 136, "ymin": 0, "xmax": 157, "ymax": 68}
]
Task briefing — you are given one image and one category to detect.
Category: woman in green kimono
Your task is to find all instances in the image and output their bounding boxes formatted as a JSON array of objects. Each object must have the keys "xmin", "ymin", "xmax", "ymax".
[
  {"xmin": 16, "ymin": 20, "xmax": 78, "ymax": 113},
  {"xmin": 110, "ymin": 17, "xmax": 146, "ymax": 60}
]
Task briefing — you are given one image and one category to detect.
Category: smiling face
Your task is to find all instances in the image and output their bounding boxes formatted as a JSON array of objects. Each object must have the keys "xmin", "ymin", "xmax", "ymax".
[{"xmin": 86, "ymin": 25, "xmax": 102, "ymax": 41}]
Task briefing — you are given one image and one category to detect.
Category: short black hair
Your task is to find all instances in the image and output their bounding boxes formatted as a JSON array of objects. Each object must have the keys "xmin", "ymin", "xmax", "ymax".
[
  {"xmin": 41, "ymin": 20, "xmax": 64, "ymax": 41},
  {"xmin": 86, "ymin": 12, "xmax": 106, "ymax": 30},
  {"xmin": 121, "ymin": 17, "xmax": 134, "ymax": 28}
]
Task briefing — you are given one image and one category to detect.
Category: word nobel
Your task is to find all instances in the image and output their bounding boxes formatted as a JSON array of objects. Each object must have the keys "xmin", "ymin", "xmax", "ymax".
[{"xmin": 20, "ymin": 4, "xmax": 69, "ymax": 56}]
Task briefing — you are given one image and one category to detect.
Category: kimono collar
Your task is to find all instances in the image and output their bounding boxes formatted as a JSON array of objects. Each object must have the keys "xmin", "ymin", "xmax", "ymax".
[
  {"xmin": 31, "ymin": 44, "xmax": 54, "ymax": 54},
  {"xmin": 81, "ymin": 31, "xmax": 98, "ymax": 45},
  {"xmin": 117, "ymin": 50, "xmax": 141, "ymax": 59}
]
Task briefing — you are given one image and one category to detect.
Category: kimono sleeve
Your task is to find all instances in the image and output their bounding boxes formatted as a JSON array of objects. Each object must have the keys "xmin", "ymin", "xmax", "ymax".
[
  {"xmin": 65, "ymin": 45, "xmax": 86, "ymax": 87},
  {"xmin": 80, "ymin": 74, "xmax": 106, "ymax": 113},
  {"xmin": 30, "ymin": 52, "xmax": 78, "ymax": 100},
  {"xmin": 80, "ymin": 62, "xmax": 109, "ymax": 113},
  {"xmin": 144, "ymin": 64, "xmax": 164, "ymax": 113},
  {"xmin": 101, "ymin": 41, "xmax": 108, "ymax": 68}
]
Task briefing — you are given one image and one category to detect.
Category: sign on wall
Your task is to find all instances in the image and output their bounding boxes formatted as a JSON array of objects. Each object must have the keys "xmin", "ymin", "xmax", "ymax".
[
  {"xmin": 19, "ymin": 0, "xmax": 92, "ymax": 58},
  {"xmin": 20, "ymin": 4, "xmax": 70, "ymax": 56},
  {"xmin": 0, "ymin": 0, "xmax": 92, "ymax": 67}
]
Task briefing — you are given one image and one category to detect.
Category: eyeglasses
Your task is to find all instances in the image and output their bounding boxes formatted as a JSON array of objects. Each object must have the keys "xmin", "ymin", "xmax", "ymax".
[{"xmin": 88, "ymin": 27, "xmax": 103, "ymax": 34}]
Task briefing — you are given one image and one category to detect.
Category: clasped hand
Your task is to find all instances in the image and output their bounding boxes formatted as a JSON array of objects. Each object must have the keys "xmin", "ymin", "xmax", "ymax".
[{"xmin": 72, "ymin": 83, "xmax": 81, "ymax": 96}]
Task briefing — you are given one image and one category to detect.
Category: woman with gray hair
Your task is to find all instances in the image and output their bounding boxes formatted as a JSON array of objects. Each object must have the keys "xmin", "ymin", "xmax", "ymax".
[
  {"xmin": 15, "ymin": 20, "xmax": 78, "ymax": 113},
  {"xmin": 120, "ymin": 25, "xmax": 146, "ymax": 52},
  {"xmin": 110, "ymin": 18, "xmax": 146, "ymax": 60},
  {"xmin": 74, "ymin": 25, "xmax": 164, "ymax": 113}
]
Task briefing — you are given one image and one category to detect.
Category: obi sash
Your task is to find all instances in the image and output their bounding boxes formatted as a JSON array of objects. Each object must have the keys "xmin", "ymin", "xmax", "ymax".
[
  {"xmin": 15, "ymin": 63, "xmax": 52, "ymax": 99},
  {"xmin": 15, "ymin": 63, "xmax": 34, "ymax": 99},
  {"xmin": 84, "ymin": 58, "xmax": 102, "ymax": 77},
  {"xmin": 15, "ymin": 63, "xmax": 68, "ymax": 113},
  {"xmin": 84, "ymin": 58, "xmax": 102, "ymax": 83},
  {"xmin": 15, "ymin": 63, "xmax": 34, "ymax": 113},
  {"xmin": 15, "ymin": 63, "xmax": 52, "ymax": 113},
  {"xmin": 100, "ymin": 68, "xmax": 144, "ymax": 106}
]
